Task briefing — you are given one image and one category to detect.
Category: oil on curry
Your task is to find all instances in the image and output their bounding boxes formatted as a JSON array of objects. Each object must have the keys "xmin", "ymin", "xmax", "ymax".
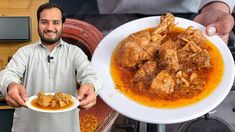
[{"xmin": 110, "ymin": 13, "xmax": 224, "ymax": 108}]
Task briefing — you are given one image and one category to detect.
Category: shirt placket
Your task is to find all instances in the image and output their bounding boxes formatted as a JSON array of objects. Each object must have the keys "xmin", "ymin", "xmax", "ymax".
[
  {"xmin": 47, "ymin": 46, "xmax": 58, "ymax": 92},
  {"xmin": 48, "ymin": 55, "xmax": 55, "ymax": 91}
]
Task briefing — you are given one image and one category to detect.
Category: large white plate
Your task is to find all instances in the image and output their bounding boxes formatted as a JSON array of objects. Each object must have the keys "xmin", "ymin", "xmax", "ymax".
[
  {"xmin": 91, "ymin": 16, "xmax": 235, "ymax": 124},
  {"xmin": 26, "ymin": 93, "xmax": 79, "ymax": 113}
]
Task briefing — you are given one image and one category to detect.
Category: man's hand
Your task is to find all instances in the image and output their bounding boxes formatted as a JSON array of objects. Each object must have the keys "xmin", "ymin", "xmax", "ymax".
[
  {"xmin": 77, "ymin": 83, "xmax": 97, "ymax": 109},
  {"xmin": 193, "ymin": 2, "xmax": 234, "ymax": 44},
  {"xmin": 6, "ymin": 82, "xmax": 28, "ymax": 108}
]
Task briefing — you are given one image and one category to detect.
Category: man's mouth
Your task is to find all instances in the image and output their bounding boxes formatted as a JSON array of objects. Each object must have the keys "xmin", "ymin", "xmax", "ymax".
[{"xmin": 44, "ymin": 32, "xmax": 56, "ymax": 37}]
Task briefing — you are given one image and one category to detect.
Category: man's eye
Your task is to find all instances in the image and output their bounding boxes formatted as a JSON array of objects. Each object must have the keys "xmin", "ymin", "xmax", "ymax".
[
  {"xmin": 53, "ymin": 21, "xmax": 60, "ymax": 25},
  {"xmin": 41, "ymin": 21, "xmax": 48, "ymax": 24},
  {"xmin": 53, "ymin": 22, "xmax": 59, "ymax": 25}
]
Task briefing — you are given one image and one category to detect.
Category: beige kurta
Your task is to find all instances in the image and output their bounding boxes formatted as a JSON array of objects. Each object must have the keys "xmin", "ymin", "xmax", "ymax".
[{"xmin": 0, "ymin": 39, "xmax": 101, "ymax": 132}]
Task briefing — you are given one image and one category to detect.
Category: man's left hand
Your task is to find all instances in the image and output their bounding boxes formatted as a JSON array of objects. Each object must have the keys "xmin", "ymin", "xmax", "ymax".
[
  {"xmin": 77, "ymin": 83, "xmax": 97, "ymax": 109},
  {"xmin": 193, "ymin": 2, "xmax": 234, "ymax": 44}
]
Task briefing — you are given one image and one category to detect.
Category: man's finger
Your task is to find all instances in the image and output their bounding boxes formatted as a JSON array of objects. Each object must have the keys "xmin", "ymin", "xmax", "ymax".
[
  {"xmin": 207, "ymin": 15, "xmax": 234, "ymax": 36},
  {"xmin": 18, "ymin": 86, "xmax": 28, "ymax": 101},
  {"xmin": 5, "ymin": 96, "xmax": 20, "ymax": 107},
  {"xmin": 10, "ymin": 93, "xmax": 26, "ymax": 107},
  {"xmin": 77, "ymin": 87, "xmax": 86, "ymax": 97},
  {"xmin": 80, "ymin": 100, "xmax": 96, "ymax": 109},
  {"xmin": 79, "ymin": 94, "xmax": 96, "ymax": 106}
]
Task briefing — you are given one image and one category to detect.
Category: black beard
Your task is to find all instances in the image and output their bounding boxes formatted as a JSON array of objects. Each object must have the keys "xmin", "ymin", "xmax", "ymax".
[
  {"xmin": 40, "ymin": 37, "xmax": 60, "ymax": 45},
  {"xmin": 38, "ymin": 26, "xmax": 63, "ymax": 45}
]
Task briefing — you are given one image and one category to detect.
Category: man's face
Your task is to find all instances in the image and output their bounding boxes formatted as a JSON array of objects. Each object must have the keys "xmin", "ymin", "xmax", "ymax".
[{"xmin": 38, "ymin": 8, "xmax": 63, "ymax": 45}]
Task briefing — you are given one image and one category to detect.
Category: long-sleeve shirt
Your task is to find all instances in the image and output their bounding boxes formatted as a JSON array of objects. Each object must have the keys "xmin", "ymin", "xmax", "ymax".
[
  {"xmin": 97, "ymin": 0, "xmax": 235, "ymax": 14},
  {"xmin": 0, "ymin": 39, "xmax": 101, "ymax": 132}
]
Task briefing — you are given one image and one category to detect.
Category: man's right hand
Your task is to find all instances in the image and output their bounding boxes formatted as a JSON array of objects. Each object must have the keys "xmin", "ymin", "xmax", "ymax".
[{"xmin": 5, "ymin": 82, "xmax": 28, "ymax": 108}]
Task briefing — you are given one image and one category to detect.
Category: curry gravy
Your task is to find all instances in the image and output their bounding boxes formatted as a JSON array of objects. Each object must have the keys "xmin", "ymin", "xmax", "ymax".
[
  {"xmin": 31, "ymin": 98, "xmax": 74, "ymax": 110},
  {"xmin": 110, "ymin": 27, "xmax": 224, "ymax": 108}
]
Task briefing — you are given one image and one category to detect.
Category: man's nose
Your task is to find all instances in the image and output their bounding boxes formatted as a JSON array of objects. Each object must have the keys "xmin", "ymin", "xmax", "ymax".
[{"xmin": 46, "ymin": 22, "xmax": 54, "ymax": 30}]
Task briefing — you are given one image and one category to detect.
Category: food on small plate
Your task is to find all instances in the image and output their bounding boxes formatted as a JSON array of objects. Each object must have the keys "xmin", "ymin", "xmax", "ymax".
[
  {"xmin": 32, "ymin": 91, "xmax": 74, "ymax": 110},
  {"xmin": 37, "ymin": 91, "xmax": 73, "ymax": 108},
  {"xmin": 26, "ymin": 91, "xmax": 79, "ymax": 113}
]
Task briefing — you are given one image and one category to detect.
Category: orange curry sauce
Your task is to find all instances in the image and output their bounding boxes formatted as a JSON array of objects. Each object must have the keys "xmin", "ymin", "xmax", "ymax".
[
  {"xmin": 31, "ymin": 98, "xmax": 74, "ymax": 110},
  {"xmin": 110, "ymin": 27, "xmax": 224, "ymax": 108}
]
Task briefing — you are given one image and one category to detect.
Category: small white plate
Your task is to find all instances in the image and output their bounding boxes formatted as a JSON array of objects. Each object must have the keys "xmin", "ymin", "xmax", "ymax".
[
  {"xmin": 91, "ymin": 16, "xmax": 235, "ymax": 124},
  {"xmin": 26, "ymin": 93, "xmax": 79, "ymax": 113}
]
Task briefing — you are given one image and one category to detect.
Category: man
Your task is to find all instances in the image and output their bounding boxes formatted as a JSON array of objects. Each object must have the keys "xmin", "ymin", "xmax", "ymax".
[
  {"xmin": 0, "ymin": 3, "xmax": 101, "ymax": 132},
  {"xmin": 97, "ymin": 0, "xmax": 235, "ymax": 44}
]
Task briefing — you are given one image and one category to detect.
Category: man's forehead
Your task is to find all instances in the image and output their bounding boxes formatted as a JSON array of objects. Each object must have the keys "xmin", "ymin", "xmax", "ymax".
[{"xmin": 40, "ymin": 8, "xmax": 62, "ymax": 18}]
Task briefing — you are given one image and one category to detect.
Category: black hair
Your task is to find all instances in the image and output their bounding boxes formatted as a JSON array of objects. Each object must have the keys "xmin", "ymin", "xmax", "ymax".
[{"xmin": 37, "ymin": 2, "xmax": 66, "ymax": 23}]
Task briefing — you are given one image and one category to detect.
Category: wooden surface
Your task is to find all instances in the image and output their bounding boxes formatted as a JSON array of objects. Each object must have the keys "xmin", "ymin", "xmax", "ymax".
[{"xmin": 0, "ymin": 105, "xmax": 14, "ymax": 110}]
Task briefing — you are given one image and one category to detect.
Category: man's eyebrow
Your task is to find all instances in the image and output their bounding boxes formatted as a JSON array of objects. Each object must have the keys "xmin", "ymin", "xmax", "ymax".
[
  {"xmin": 40, "ymin": 19, "xmax": 48, "ymax": 21},
  {"xmin": 53, "ymin": 20, "xmax": 61, "ymax": 22},
  {"xmin": 40, "ymin": 19, "xmax": 61, "ymax": 22}
]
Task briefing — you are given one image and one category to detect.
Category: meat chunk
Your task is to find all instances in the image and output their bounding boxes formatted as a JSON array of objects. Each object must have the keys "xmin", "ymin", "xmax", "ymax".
[
  {"xmin": 117, "ymin": 30, "xmax": 151, "ymax": 68},
  {"xmin": 54, "ymin": 92, "xmax": 72, "ymax": 107},
  {"xmin": 159, "ymin": 39, "xmax": 179, "ymax": 72},
  {"xmin": 37, "ymin": 91, "xmax": 73, "ymax": 108},
  {"xmin": 117, "ymin": 13, "xmax": 175, "ymax": 69},
  {"xmin": 178, "ymin": 41, "xmax": 211, "ymax": 70},
  {"xmin": 37, "ymin": 91, "xmax": 53, "ymax": 107},
  {"xmin": 132, "ymin": 61, "xmax": 157, "ymax": 91},
  {"xmin": 175, "ymin": 71, "xmax": 190, "ymax": 88},
  {"xmin": 151, "ymin": 70, "xmax": 175, "ymax": 94},
  {"xmin": 176, "ymin": 26, "xmax": 206, "ymax": 48},
  {"xmin": 134, "ymin": 61, "xmax": 157, "ymax": 82},
  {"xmin": 152, "ymin": 13, "xmax": 175, "ymax": 34}
]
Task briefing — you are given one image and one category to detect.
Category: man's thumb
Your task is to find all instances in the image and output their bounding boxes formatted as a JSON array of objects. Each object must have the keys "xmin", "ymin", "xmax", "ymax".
[{"xmin": 206, "ymin": 25, "xmax": 217, "ymax": 36}]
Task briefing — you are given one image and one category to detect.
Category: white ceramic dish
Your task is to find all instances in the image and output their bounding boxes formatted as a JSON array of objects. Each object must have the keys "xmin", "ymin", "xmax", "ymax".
[
  {"xmin": 26, "ymin": 93, "xmax": 79, "ymax": 113},
  {"xmin": 91, "ymin": 16, "xmax": 235, "ymax": 124}
]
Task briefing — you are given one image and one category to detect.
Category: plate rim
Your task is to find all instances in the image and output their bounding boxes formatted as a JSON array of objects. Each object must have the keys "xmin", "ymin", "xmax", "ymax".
[
  {"xmin": 26, "ymin": 92, "xmax": 79, "ymax": 113},
  {"xmin": 91, "ymin": 16, "xmax": 235, "ymax": 124}
]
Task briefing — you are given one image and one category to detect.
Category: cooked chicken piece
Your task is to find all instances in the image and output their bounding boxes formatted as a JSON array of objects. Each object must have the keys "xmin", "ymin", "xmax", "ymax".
[
  {"xmin": 175, "ymin": 71, "xmax": 190, "ymax": 87},
  {"xmin": 151, "ymin": 70, "xmax": 175, "ymax": 94},
  {"xmin": 192, "ymin": 50, "xmax": 211, "ymax": 68},
  {"xmin": 117, "ymin": 13, "xmax": 176, "ymax": 69},
  {"xmin": 134, "ymin": 61, "xmax": 157, "ymax": 83},
  {"xmin": 117, "ymin": 30, "xmax": 151, "ymax": 68},
  {"xmin": 160, "ymin": 38, "xmax": 176, "ymax": 49},
  {"xmin": 178, "ymin": 41, "xmax": 211, "ymax": 70},
  {"xmin": 54, "ymin": 92, "xmax": 72, "ymax": 107},
  {"xmin": 37, "ymin": 91, "xmax": 73, "ymax": 108},
  {"xmin": 176, "ymin": 26, "xmax": 206, "ymax": 48},
  {"xmin": 190, "ymin": 72, "xmax": 198, "ymax": 82},
  {"xmin": 179, "ymin": 41, "xmax": 202, "ymax": 53},
  {"xmin": 152, "ymin": 13, "xmax": 175, "ymax": 35},
  {"xmin": 189, "ymin": 72, "xmax": 206, "ymax": 89},
  {"xmin": 151, "ymin": 13, "xmax": 174, "ymax": 49},
  {"xmin": 159, "ymin": 39, "xmax": 179, "ymax": 71},
  {"xmin": 37, "ymin": 91, "xmax": 53, "ymax": 107},
  {"xmin": 50, "ymin": 100, "xmax": 58, "ymax": 108},
  {"xmin": 151, "ymin": 33, "xmax": 166, "ymax": 42}
]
